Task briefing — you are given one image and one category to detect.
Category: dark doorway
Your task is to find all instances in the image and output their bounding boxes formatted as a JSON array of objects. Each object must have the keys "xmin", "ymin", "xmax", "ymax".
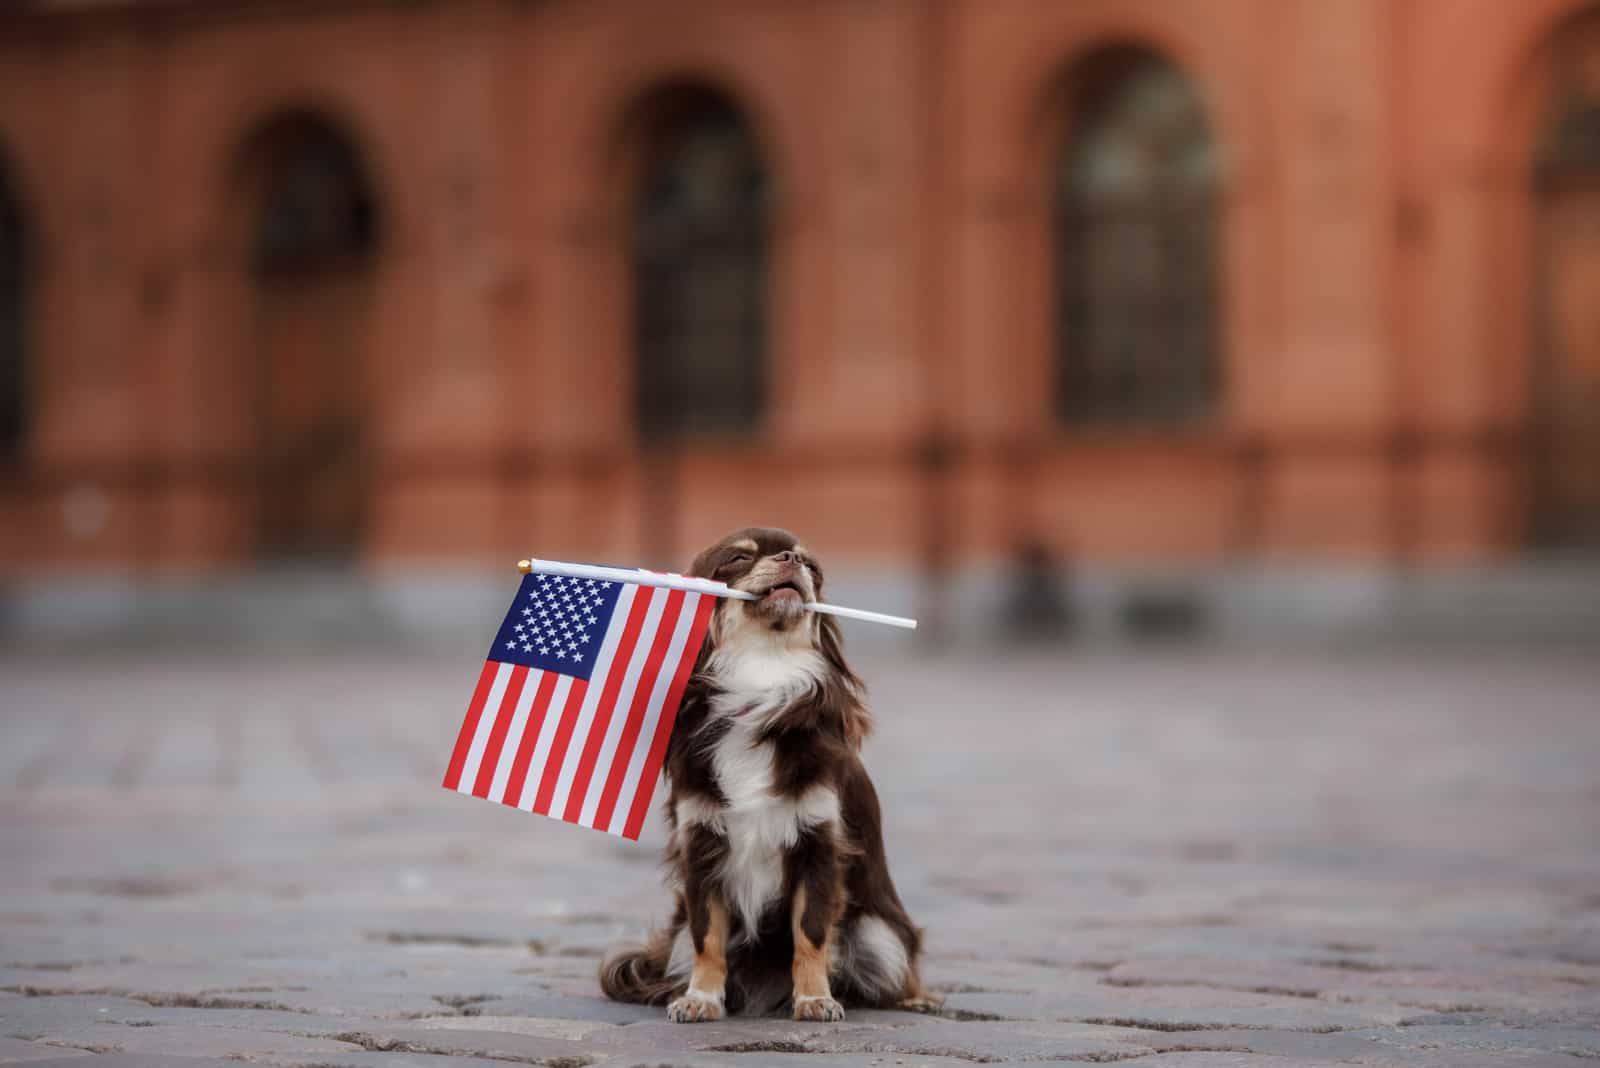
[
  {"xmin": 0, "ymin": 153, "xmax": 25, "ymax": 462},
  {"xmin": 1531, "ymin": 13, "xmax": 1600, "ymax": 550},
  {"xmin": 239, "ymin": 113, "xmax": 379, "ymax": 561},
  {"xmin": 632, "ymin": 85, "xmax": 769, "ymax": 441},
  {"xmin": 1055, "ymin": 48, "xmax": 1220, "ymax": 426}
]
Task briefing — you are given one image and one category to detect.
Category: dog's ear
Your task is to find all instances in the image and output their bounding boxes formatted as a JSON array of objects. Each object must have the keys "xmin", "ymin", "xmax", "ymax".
[{"xmin": 818, "ymin": 614, "xmax": 872, "ymax": 748}]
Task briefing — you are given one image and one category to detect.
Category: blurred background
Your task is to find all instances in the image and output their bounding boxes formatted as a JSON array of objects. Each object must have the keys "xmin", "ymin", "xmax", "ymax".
[
  {"xmin": 0, "ymin": 0, "xmax": 1598, "ymax": 648},
  {"xmin": 1, "ymin": 8, "xmax": 1598, "ymax": 1063}
]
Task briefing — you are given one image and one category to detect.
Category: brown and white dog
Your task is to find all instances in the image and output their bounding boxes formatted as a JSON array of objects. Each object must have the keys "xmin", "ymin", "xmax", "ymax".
[{"xmin": 600, "ymin": 527, "xmax": 937, "ymax": 1023}]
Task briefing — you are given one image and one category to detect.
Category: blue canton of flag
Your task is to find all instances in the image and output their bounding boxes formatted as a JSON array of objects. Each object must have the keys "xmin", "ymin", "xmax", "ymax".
[{"xmin": 488, "ymin": 573, "xmax": 623, "ymax": 682}]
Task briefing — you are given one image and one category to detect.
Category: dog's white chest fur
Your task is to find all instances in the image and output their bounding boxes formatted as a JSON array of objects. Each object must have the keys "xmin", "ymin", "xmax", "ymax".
[{"xmin": 682, "ymin": 641, "xmax": 840, "ymax": 935}]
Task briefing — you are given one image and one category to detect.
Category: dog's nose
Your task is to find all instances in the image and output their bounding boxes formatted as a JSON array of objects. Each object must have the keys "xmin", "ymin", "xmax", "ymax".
[{"xmin": 771, "ymin": 550, "xmax": 798, "ymax": 565}]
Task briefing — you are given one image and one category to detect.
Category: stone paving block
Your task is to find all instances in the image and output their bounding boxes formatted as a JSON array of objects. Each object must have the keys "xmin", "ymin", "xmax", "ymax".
[
  {"xmin": 248, "ymin": 1055, "xmax": 592, "ymax": 1068},
  {"xmin": 0, "ymin": 1037, "xmax": 90, "ymax": 1063},
  {"xmin": 1381, "ymin": 1022, "xmax": 1600, "ymax": 1057},
  {"xmin": 1101, "ymin": 955, "xmax": 1600, "ymax": 1018},
  {"xmin": 808, "ymin": 1016, "xmax": 1162, "ymax": 1062},
  {"xmin": 939, "ymin": 983, "xmax": 1406, "ymax": 1031},
  {"xmin": 296, "ymin": 1024, "xmax": 601, "ymax": 1063},
  {"xmin": 606, "ymin": 1053, "xmax": 992, "ymax": 1068},
  {"xmin": 466, "ymin": 993, "xmax": 661, "ymax": 1024},
  {"xmin": 1135, "ymin": 1026, "xmax": 1598, "ymax": 1067},
  {"xmin": 406, "ymin": 1013, "xmax": 620, "ymax": 1041},
  {"xmin": 14, "ymin": 1057, "xmax": 244, "ymax": 1067},
  {"xmin": 1084, "ymin": 1055, "xmax": 1354, "ymax": 1067},
  {"xmin": 4, "ymin": 1023, "xmax": 363, "ymax": 1061}
]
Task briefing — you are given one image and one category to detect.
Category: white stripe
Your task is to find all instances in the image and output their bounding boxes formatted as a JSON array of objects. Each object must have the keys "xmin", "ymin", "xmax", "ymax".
[
  {"xmin": 606, "ymin": 592, "xmax": 701, "ymax": 835},
  {"xmin": 486, "ymin": 669, "xmax": 542, "ymax": 803},
  {"xmin": 514, "ymin": 673, "xmax": 575, "ymax": 810},
  {"xmin": 578, "ymin": 589, "xmax": 671, "ymax": 827},
  {"xmin": 546, "ymin": 582, "xmax": 638, "ymax": 816},
  {"xmin": 457, "ymin": 662, "xmax": 513, "ymax": 794}
]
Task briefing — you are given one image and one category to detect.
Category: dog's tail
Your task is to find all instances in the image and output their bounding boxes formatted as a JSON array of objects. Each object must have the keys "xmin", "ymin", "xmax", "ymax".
[{"xmin": 599, "ymin": 923, "xmax": 682, "ymax": 1006}]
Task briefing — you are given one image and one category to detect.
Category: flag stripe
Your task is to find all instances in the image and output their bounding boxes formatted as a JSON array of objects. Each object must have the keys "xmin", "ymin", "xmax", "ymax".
[
  {"xmin": 621, "ymin": 592, "xmax": 716, "ymax": 839},
  {"xmin": 576, "ymin": 588, "xmax": 679, "ymax": 828},
  {"xmin": 456, "ymin": 662, "xmax": 513, "ymax": 795},
  {"xmin": 532, "ymin": 583, "xmax": 639, "ymax": 815},
  {"xmin": 518, "ymin": 674, "xmax": 581, "ymax": 810},
  {"xmin": 442, "ymin": 661, "xmax": 500, "ymax": 790},
  {"xmin": 556, "ymin": 586, "xmax": 659, "ymax": 822},
  {"xmin": 487, "ymin": 667, "xmax": 543, "ymax": 803},
  {"xmin": 473, "ymin": 664, "xmax": 530, "ymax": 798},
  {"xmin": 592, "ymin": 589, "xmax": 690, "ymax": 832},
  {"xmin": 499, "ymin": 670, "xmax": 558, "ymax": 808}
]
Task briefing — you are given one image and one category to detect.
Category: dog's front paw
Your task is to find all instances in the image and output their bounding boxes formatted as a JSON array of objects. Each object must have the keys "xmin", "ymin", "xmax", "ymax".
[
  {"xmin": 667, "ymin": 988, "xmax": 725, "ymax": 1023},
  {"xmin": 792, "ymin": 994, "xmax": 845, "ymax": 1022}
]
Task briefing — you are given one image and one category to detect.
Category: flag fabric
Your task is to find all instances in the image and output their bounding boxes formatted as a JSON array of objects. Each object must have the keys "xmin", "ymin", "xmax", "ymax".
[{"xmin": 442, "ymin": 570, "xmax": 716, "ymax": 839}]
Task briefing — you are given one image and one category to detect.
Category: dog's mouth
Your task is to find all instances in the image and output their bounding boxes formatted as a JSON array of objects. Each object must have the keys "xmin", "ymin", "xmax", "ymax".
[{"xmin": 761, "ymin": 579, "xmax": 807, "ymax": 605}]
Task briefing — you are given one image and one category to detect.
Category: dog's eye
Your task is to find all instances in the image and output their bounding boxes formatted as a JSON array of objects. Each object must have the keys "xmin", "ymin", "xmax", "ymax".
[{"xmin": 716, "ymin": 552, "xmax": 752, "ymax": 576}]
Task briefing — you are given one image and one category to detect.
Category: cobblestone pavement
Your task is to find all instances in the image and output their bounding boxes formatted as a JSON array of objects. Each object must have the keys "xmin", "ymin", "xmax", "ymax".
[{"xmin": 2, "ymin": 646, "xmax": 1598, "ymax": 1067}]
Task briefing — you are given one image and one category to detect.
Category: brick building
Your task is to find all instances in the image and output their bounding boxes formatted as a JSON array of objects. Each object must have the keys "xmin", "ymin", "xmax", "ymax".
[{"xmin": 1, "ymin": 0, "xmax": 1597, "ymax": 604}]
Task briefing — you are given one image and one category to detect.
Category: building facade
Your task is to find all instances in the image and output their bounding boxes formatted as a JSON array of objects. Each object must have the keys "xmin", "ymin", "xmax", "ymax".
[{"xmin": 1, "ymin": 0, "xmax": 1597, "ymax": 585}]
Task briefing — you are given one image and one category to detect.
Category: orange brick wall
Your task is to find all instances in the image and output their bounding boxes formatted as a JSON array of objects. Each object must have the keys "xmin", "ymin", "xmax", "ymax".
[{"xmin": 0, "ymin": 0, "xmax": 1593, "ymax": 575}]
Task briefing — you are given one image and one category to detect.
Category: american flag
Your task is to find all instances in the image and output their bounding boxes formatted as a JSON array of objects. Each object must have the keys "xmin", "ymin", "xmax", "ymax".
[{"xmin": 442, "ymin": 570, "xmax": 715, "ymax": 839}]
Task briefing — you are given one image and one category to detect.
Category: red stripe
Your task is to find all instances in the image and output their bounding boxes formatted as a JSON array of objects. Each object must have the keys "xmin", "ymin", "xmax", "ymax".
[
  {"xmin": 499, "ymin": 671, "xmax": 558, "ymax": 808},
  {"xmin": 530, "ymin": 677, "xmax": 589, "ymax": 815},
  {"xmin": 472, "ymin": 665, "xmax": 529, "ymax": 798},
  {"xmin": 622, "ymin": 593, "xmax": 715, "ymax": 839},
  {"xmin": 442, "ymin": 661, "xmax": 499, "ymax": 790},
  {"xmin": 590, "ymin": 589, "xmax": 686, "ymax": 831},
  {"xmin": 561, "ymin": 587, "xmax": 658, "ymax": 823}
]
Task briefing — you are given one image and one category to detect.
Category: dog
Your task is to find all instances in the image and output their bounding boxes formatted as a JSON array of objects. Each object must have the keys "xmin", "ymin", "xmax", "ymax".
[{"xmin": 599, "ymin": 527, "xmax": 938, "ymax": 1022}]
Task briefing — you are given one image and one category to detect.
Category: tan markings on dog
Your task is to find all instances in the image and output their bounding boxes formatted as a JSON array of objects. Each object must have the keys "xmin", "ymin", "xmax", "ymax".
[
  {"xmin": 790, "ymin": 886, "xmax": 844, "ymax": 1021},
  {"xmin": 691, "ymin": 897, "xmax": 728, "ymax": 994},
  {"xmin": 732, "ymin": 538, "xmax": 759, "ymax": 552},
  {"xmin": 666, "ymin": 898, "xmax": 728, "ymax": 1023}
]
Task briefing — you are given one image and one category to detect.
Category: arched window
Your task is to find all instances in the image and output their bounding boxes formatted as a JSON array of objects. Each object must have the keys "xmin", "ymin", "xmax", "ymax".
[
  {"xmin": 632, "ymin": 86, "xmax": 768, "ymax": 440},
  {"xmin": 1531, "ymin": 9, "xmax": 1600, "ymax": 549},
  {"xmin": 250, "ymin": 116, "xmax": 377, "ymax": 276},
  {"xmin": 236, "ymin": 112, "xmax": 379, "ymax": 560},
  {"xmin": 1055, "ymin": 48, "xmax": 1219, "ymax": 426},
  {"xmin": 0, "ymin": 153, "xmax": 24, "ymax": 460}
]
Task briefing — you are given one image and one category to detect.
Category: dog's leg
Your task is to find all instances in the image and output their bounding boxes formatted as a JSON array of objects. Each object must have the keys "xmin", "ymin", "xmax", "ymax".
[
  {"xmin": 787, "ymin": 823, "xmax": 845, "ymax": 1022},
  {"xmin": 666, "ymin": 893, "xmax": 728, "ymax": 1023},
  {"xmin": 790, "ymin": 885, "xmax": 844, "ymax": 1020},
  {"xmin": 666, "ymin": 822, "xmax": 730, "ymax": 1024}
]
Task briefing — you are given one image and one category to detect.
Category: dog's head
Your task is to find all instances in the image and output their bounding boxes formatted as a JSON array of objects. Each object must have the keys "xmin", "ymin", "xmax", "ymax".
[
  {"xmin": 688, "ymin": 527, "xmax": 867, "ymax": 740},
  {"xmin": 690, "ymin": 526, "xmax": 822, "ymax": 635}
]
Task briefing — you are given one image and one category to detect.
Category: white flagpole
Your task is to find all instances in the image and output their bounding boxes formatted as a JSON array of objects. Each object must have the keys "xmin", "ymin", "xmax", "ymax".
[{"xmin": 516, "ymin": 558, "xmax": 917, "ymax": 630}]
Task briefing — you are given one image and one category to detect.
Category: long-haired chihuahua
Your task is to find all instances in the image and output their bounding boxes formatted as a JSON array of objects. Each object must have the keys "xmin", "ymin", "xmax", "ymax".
[{"xmin": 600, "ymin": 527, "xmax": 937, "ymax": 1022}]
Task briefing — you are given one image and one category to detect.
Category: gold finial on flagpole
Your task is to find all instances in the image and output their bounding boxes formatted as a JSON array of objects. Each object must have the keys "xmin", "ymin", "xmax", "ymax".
[{"xmin": 517, "ymin": 559, "xmax": 533, "ymax": 574}]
